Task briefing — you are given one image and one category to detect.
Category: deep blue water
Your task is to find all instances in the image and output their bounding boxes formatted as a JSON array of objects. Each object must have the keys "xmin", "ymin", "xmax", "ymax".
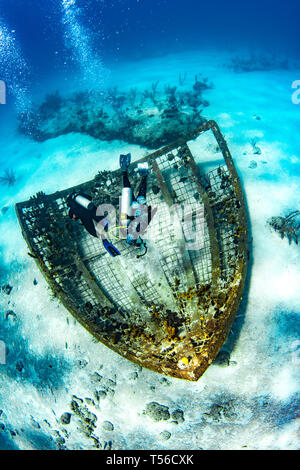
[{"xmin": 0, "ymin": 0, "xmax": 299, "ymax": 96}]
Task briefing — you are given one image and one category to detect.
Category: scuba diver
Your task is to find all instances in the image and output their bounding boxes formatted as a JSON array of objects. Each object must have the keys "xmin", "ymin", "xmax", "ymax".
[
  {"xmin": 119, "ymin": 153, "xmax": 152, "ymax": 254},
  {"xmin": 67, "ymin": 153, "xmax": 153, "ymax": 258},
  {"xmin": 67, "ymin": 192, "xmax": 121, "ymax": 257}
]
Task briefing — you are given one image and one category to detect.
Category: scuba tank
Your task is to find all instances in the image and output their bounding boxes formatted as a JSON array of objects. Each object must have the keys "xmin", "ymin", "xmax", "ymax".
[{"xmin": 120, "ymin": 187, "xmax": 133, "ymax": 220}]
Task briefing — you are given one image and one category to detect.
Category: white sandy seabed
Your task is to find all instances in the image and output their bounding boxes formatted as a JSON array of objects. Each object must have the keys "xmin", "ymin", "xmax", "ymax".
[{"xmin": 0, "ymin": 50, "xmax": 299, "ymax": 450}]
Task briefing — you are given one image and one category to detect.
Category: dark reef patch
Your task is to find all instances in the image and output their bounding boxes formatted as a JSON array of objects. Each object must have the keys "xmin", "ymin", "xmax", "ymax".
[{"xmin": 268, "ymin": 210, "xmax": 300, "ymax": 245}]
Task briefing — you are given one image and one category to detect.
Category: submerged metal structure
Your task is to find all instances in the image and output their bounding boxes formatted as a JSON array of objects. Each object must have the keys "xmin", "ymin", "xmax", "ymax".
[{"xmin": 16, "ymin": 120, "xmax": 249, "ymax": 381}]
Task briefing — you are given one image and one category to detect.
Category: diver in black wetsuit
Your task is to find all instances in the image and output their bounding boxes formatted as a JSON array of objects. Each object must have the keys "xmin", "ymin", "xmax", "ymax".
[{"xmin": 67, "ymin": 192, "xmax": 121, "ymax": 257}]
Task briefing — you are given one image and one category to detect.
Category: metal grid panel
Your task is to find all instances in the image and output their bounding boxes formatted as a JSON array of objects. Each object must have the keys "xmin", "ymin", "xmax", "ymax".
[
  {"xmin": 205, "ymin": 165, "xmax": 240, "ymax": 280},
  {"xmin": 143, "ymin": 181, "xmax": 190, "ymax": 291},
  {"xmin": 131, "ymin": 275, "xmax": 159, "ymax": 305},
  {"xmin": 155, "ymin": 149, "xmax": 213, "ymax": 286}
]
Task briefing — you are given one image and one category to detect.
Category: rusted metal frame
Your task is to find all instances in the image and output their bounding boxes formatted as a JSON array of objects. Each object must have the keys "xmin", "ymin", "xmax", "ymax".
[
  {"xmin": 208, "ymin": 122, "xmax": 249, "ymax": 338},
  {"xmin": 177, "ymin": 121, "xmax": 249, "ymax": 380},
  {"xmin": 207, "ymin": 121, "xmax": 249, "ymax": 265},
  {"xmin": 182, "ymin": 144, "xmax": 221, "ymax": 288},
  {"xmin": 14, "ymin": 121, "xmax": 249, "ymax": 382},
  {"xmin": 151, "ymin": 159, "xmax": 197, "ymax": 288}
]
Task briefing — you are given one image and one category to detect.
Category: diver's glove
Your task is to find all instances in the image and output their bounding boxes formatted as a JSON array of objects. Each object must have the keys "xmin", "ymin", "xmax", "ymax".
[{"xmin": 102, "ymin": 239, "xmax": 121, "ymax": 257}]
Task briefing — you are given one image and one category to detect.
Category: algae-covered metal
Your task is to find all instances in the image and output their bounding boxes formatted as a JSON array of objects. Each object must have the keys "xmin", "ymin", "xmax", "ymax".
[{"xmin": 15, "ymin": 120, "xmax": 249, "ymax": 381}]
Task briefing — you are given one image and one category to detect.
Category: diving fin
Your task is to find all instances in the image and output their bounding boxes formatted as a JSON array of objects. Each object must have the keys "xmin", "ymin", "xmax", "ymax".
[
  {"xmin": 102, "ymin": 239, "xmax": 121, "ymax": 257},
  {"xmin": 120, "ymin": 153, "xmax": 131, "ymax": 172}
]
